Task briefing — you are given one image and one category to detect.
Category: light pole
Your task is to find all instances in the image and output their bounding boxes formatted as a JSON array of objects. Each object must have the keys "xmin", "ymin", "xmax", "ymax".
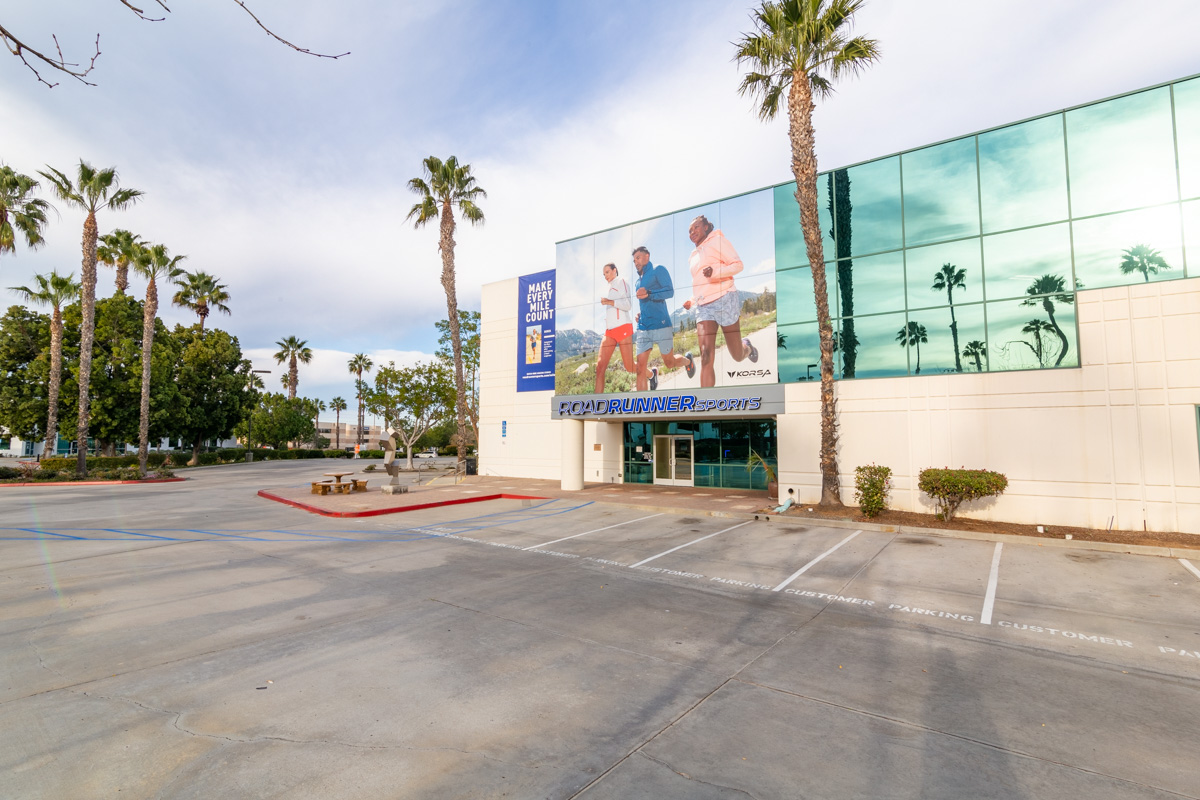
[{"xmin": 247, "ymin": 369, "xmax": 271, "ymax": 461}]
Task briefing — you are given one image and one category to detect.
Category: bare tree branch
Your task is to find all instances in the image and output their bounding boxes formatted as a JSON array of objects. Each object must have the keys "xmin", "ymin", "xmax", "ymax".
[
  {"xmin": 230, "ymin": 1, "xmax": 350, "ymax": 60},
  {"xmin": 3, "ymin": 0, "xmax": 348, "ymax": 88},
  {"xmin": 0, "ymin": 23, "xmax": 100, "ymax": 87}
]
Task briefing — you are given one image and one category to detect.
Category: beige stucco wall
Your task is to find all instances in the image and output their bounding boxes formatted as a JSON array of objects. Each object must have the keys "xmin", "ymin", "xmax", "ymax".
[{"xmin": 480, "ymin": 275, "xmax": 1200, "ymax": 533}]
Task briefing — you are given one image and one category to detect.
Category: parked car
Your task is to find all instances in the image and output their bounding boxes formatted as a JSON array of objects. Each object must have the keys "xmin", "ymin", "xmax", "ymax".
[{"xmin": 415, "ymin": 449, "xmax": 438, "ymax": 458}]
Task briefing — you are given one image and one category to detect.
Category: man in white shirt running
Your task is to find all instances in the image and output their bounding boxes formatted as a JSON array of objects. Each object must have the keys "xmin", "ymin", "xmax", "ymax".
[{"xmin": 595, "ymin": 262, "xmax": 635, "ymax": 393}]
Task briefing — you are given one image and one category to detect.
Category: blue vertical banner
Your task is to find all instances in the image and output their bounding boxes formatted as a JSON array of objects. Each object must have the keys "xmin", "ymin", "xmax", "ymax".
[{"xmin": 517, "ymin": 270, "xmax": 556, "ymax": 392}]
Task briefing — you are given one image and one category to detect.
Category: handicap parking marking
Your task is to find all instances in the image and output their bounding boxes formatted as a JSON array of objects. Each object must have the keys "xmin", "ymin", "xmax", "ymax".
[
  {"xmin": 523, "ymin": 513, "xmax": 665, "ymax": 551},
  {"xmin": 628, "ymin": 521, "xmax": 753, "ymax": 568},
  {"xmin": 771, "ymin": 530, "xmax": 862, "ymax": 592},
  {"xmin": 1180, "ymin": 559, "xmax": 1200, "ymax": 581},
  {"xmin": 980, "ymin": 543, "xmax": 1004, "ymax": 625}
]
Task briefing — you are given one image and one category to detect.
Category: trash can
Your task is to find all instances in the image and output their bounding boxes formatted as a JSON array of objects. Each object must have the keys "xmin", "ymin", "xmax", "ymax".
[
  {"xmin": 465, "ymin": 457, "xmax": 477, "ymax": 476},
  {"xmin": 245, "ymin": 452, "xmax": 254, "ymax": 462}
]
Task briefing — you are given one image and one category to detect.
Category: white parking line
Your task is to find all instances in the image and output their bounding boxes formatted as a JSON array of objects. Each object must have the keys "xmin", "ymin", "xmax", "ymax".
[
  {"xmin": 1180, "ymin": 559, "xmax": 1200, "ymax": 581},
  {"xmin": 523, "ymin": 513, "xmax": 664, "ymax": 551},
  {"xmin": 981, "ymin": 543, "xmax": 1004, "ymax": 625},
  {"xmin": 771, "ymin": 530, "xmax": 862, "ymax": 592},
  {"xmin": 628, "ymin": 521, "xmax": 752, "ymax": 568}
]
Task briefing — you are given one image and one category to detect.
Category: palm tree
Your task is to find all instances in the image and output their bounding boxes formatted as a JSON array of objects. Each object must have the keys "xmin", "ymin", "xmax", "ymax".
[
  {"xmin": 348, "ymin": 352, "xmax": 373, "ymax": 450},
  {"xmin": 171, "ymin": 271, "xmax": 231, "ymax": 331},
  {"xmin": 273, "ymin": 336, "xmax": 312, "ymax": 400},
  {"xmin": 962, "ymin": 340, "xmax": 987, "ymax": 373},
  {"xmin": 896, "ymin": 320, "xmax": 928, "ymax": 374},
  {"xmin": 407, "ymin": 156, "xmax": 486, "ymax": 472},
  {"xmin": 96, "ymin": 229, "xmax": 144, "ymax": 295},
  {"xmin": 931, "ymin": 262, "xmax": 966, "ymax": 372},
  {"xmin": 312, "ymin": 399, "xmax": 326, "ymax": 448},
  {"xmin": 735, "ymin": 0, "xmax": 880, "ymax": 507},
  {"xmin": 329, "ymin": 396, "xmax": 347, "ymax": 449},
  {"xmin": 1119, "ymin": 244, "xmax": 1171, "ymax": 283},
  {"xmin": 172, "ymin": 270, "xmax": 231, "ymax": 329},
  {"xmin": 1021, "ymin": 274, "xmax": 1073, "ymax": 367},
  {"xmin": 9, "ymin": 270, "xmax": 81, "ymax": 457},
  {"xmin": 131, "ymin": 243, "xmax": 185, "ymax": 475},
  {"xmin": 0, "ymin": 165, "xmax": 51, "ymax": 260},
  {"xmin": 1021, "ymin": 319, "xmax": 1054, "ymax": 367},
  {"xmin": 39, "ymin": 161, "xmax": 143, "ymax": 476}
]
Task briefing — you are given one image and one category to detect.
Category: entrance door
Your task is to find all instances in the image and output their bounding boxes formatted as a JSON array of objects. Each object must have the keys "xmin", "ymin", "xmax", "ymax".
[{"xmin": 653, "ymin": 435, "xmax": 694, "ymax": 487}]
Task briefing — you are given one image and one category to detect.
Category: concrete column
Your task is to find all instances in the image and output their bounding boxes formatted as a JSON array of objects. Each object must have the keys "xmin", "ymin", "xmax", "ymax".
[{"xmin": 560, "ymin": 419, "xmax": 585, "ymax": 491}]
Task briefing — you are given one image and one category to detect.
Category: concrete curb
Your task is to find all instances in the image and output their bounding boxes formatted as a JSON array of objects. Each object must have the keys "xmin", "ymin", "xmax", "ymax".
[
  {"xmin": 0, "ymin": 477, "xmax": 186, "ymax": 488},
  {"xmin": 257, "ymin": 489, "xmax": 546, "ymax": 518}
]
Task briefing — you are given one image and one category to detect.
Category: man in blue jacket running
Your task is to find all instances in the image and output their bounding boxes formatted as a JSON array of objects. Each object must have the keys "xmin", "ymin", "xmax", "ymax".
[{"xmin": 632, "ymin": 246, "xmax": 695, "ymax": 391}]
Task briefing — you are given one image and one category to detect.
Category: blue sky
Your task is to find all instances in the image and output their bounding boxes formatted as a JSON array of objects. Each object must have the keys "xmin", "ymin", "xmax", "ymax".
[{"xmin": 2, "ymin": 0, "xmax": 1199, "ymax": 412}]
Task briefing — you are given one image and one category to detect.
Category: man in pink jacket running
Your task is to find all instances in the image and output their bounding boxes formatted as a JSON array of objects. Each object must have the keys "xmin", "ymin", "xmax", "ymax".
[{"xmin": 682, "ymin": 214, "xmax": 758, "ymax": 387}]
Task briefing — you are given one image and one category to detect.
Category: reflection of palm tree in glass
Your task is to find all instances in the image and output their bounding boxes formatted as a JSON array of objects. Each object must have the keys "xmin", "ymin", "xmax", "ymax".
[
  {"xmin": 831, "ymin": 169, "xmax": 858, "ymax": 378},
  {"xmin": 1020, "ymin": 319, "xmax": 1054, "ymax": 367},
  {"xmin": 1021, "ymin": 274, "xmax": 1073, "ymax": 367},
  {"xmin": 896, "ymin": 320, "xmax": 928, "ymax": 374},
  {"xmin": 931, "ymin": 262, "xmax": 966, "ymax": 373},
  {"xmin": 1119, "ymin": 244, "xmax": 1171, "ymax": 283},
  {"xmin": 962, "ymin": 340, "xmax": 986, "ymax": 373}
]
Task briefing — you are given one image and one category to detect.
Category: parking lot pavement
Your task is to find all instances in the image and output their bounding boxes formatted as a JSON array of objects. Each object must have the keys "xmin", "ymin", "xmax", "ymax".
[{"xmin": 1, "ymin": 462, "xmax": 1198, "ymax": 798}]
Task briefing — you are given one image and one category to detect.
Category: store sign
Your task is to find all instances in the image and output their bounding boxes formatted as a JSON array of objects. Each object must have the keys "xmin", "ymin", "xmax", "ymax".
[
  {"xmin": 517, "ymin": 270, "xmax": 556, "ymax": 392},
  {"xmin": 551, "ymin": 384, "xmax": 785, "ymax": 420}
]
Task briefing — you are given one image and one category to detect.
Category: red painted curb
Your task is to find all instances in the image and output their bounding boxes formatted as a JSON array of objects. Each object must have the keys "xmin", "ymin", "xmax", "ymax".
[
  {"xmin": 257, "ymin": 489, "xmax": 548, "ymax": 518},
  {"xmin": 0, "ymin": 478, "xmax": 186, "ymax": 487}
]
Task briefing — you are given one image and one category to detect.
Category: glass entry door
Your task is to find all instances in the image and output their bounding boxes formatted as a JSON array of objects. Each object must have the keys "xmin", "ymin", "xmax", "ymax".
[{"xmin": 653, "ymin": 435, "xmax": 694, "ymax": 487}]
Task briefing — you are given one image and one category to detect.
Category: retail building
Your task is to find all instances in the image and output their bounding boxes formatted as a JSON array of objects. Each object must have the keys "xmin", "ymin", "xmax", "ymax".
[{"xmin": 479, "ymin": 75, "xmax": 1200, "ymax": 534}]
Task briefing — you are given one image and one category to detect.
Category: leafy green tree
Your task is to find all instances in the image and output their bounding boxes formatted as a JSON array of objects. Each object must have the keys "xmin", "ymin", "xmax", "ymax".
[
  {"xmin": 329, "ymin": 396, "xmax": 347, "ymax": 449},
  {"xmin": 1119, "ymin": 244, "xmax": 1171, "ymax": 284},
  {"xmin": 1021, "ymin": 274, "xmax": 1073, "ymax": 367},
  {"xmin": 931, "ymin": 262, "xmax": 966, "ymax": 372},
  {"xmin": 173, "ymin": 326, "xmax": 253, "ymax": 464},
  {"xmin": 364, "ymin": 361, "xmax": 453, "ymax": 469},
  {"xmin": 0, "ymin": 305, "xmax": 50, "ymax": 442},
  {"xmin": 735, "ymin": 0, "xmax": 879, "ymax": 507},
  {"xmin": 172, "ymin": 270, "xmax": 231, "ymax": 329},
  {"xmin": 0, "ymin": 164, "xmax": 51, "ymax": 260},
  {"xmin": 234, "ymin": 393, "xmax": 314, "ymax": 450},
  {"xmin": 96, "ymin": 229, "xmax": 144, "ymax": 296},
  {"xmin": 39, "ymin": 161, "xmax": 143, "ymax": 475},
  {"xmin": 435, "ymin": 309, "xmax": 480, "ymax": 446},
  {"xmin": 407, "ymin": 156, "xmax": 486, "ymax": 473},
  {"xmin": 347, "ymin": 352, "xmax": 373, "ymax": 448},
  {"xmin": 896, "ymin": 320, "xmax": 928, "ymax": 374},
  {"xmin": 132, "ymin": 243, "xmax": 185, "ymax": 474},
  {"xmin": 273, "ymin": 335, "xmax": 311, "ymax": 400},
  {"xmin": 9, "ymin": 271, "xmax": 80, "ymax": 454},
  {"xmin": 962, "ymin": 339, "xmax": 987, "ymax": 373}
]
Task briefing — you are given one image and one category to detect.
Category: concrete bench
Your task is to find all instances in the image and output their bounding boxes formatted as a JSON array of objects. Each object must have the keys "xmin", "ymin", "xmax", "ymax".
[
  {"xmin": 311, "ymin": 480, "xmax": 335, "ymax": 496},
  {"xmin": 351, "ymin": 479, "xmax": 369, "ymax": 492}
]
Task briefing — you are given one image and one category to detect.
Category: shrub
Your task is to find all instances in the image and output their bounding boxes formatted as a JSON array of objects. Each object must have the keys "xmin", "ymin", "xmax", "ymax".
[
  {"xmin": 918, "ymin": 468, "xmax": 1008, "ymax": 522},
  {"xmin": 362, "ymin": 463, "xmax": 377, "ymax": 472},
  {"xmin": 218, "ymin": 448, "xmax": 245, "ymax": 461},
  {"xmin": 323, "ymin": 449, "xmax": 349, "ymax": 459},
  {"xmin": 854, "ymin": 464, "xmax": 893, "ymax": 518},
  {"xmin": 359, "ymin": 449, "xmax": 384, "ymax": 459},
  {"xmin": 197, "ymin": 452, "xmax": 221, "ymax": 466},
  {"xmin": 0, "ymin": 465, "xmax": 19, "ymax": 480}
]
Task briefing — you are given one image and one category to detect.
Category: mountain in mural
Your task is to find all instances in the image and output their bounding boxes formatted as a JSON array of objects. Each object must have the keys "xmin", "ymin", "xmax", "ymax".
[{"xmin": 555, "ymin": 328, "xmax": 604, "ymax": 362}]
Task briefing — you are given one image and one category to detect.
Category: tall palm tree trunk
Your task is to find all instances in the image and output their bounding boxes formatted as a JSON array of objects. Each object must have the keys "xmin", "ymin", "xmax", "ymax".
[
  {"xmin": 76, "ymin": 211, "xmax": 99, "ymax": 477},
  {"xmin": 915, "ymin": 340, "xmax": 922, "ymax": 374},
  {"xmin": 288, "ymin": 356, "xmax": 297, "ymax": 400},
  {"xmin": 439, "ymin": 201, "xmax": 468, "ymax": 472},
  {"xmin": 335, "ymin": 409, "xmax": 341, "ymax": 449},
  {"xmin": 137, "ymin": 278, "xmax": 158, "ymax": 475},
  {"xmin": 1043, "ymin": 299, "xmax": 1069, "ymax": 367},
  {"xmin": 115, "ymin": 264, "xmax": 129, "ymax": 295},
  {"xmin": 947, "ymin": 287, "xmax": 962, "ymax": 373},
  {"xmin": 788, "ymin": 74, "xmax": 842, "ymax": 507},
  {"xmin": 44, "ymin": 309, "xmax": 64, "ymax": 457}
]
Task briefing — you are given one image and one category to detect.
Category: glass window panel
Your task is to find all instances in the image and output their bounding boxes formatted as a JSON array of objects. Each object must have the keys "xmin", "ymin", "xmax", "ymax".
[
  {"xmin": 1184, "ymin": 200, "xmax": 1199, "ymax": 277},
  {"xmin": 846, "ymin": 312, "xmax": 909, "ymax": 379},
  {"xmin": 985, "ymin": 296, "xmax": 1078, "ymax": 372},
  {"xmin": 902, "ymin": 137, "xmax": 980, "ymax": 246},
  {"xmin": 979, "ymin": 114, "xmax": 1069, "ymax": 232},
  {"xmin": 838, "ymin": 251, "xmax": 905, "ymax": 317},
  {"xmin": 983, "ymin": 223, "xmax": 1074, "ymax": 302},
  {"xmin": 777, "ymin": 264, "xmax": 836, "ymax": 325},
  {"xmin": 905, "ymin": 238, "xmax": 984, "ymax": 310},
  {"xmin": 693, "ymin": 422, "xmax": 721, "ymax": 466},
  {"xmin": 720, "ymin": 189, "xmax": 776, "ymax": 277},
  {"xmin": 1177, "ymin": 78, "xmax": 1200, "ymax": 200},
  {"xmin": 555, "ymin": 236, "xmax": 595, "ymax": 310},
  {"xmin": 776, "ymin": 322, "xmax": 827, "ymax": 383},
  {"xmin": 774, "ymin": 176, "xmax": 834, "ymax": 268},
  {"xmin": 625, "ymin": 462, "xmax": 652, "ymax": 484},
  {"xmin": 719, "ymin": 421, "xmax": 753, "ymax": 465},
  {"xmin": 673, "ymin": 202, "xmax": 720, "ymax": 305},
  {"xmin": 1072, "ymin": 205, "xmax": 1184, "ymax": 290},
  {"xmin": 749, "ymin": 420, "xmax": 777, "ymax": 461},
  {"xmin": 904, "ymin": 303, "xmax": 987, "ymax": 375},
  {"xmin": 1066, "ymin": 87, "xmax": 1178, "ymax": 217},
  {"xmin": 839, "ymin": 156, "xmax": 903, "ymax": 257}
]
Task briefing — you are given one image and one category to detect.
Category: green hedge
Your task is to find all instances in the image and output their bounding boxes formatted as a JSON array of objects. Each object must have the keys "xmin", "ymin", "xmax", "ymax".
[
  {"xmin": 38, "ymin": 447, "xmax": 354, "ymax": 472},
  {"xmin": 917, "ymin": 468, "xmax": 1008, "ymax": 521}
]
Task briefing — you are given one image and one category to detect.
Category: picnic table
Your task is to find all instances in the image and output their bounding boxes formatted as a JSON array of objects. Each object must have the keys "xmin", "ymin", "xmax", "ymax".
[{"xmin": 311, "ymin": 471, "xmax": 367, "ymax": 495}]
